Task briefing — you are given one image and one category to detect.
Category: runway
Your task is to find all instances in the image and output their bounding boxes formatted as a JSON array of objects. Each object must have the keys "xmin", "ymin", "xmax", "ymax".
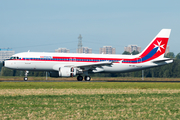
[{"xmin": 1, "ymin": 80, "xmax": 180, "ymax": 82}]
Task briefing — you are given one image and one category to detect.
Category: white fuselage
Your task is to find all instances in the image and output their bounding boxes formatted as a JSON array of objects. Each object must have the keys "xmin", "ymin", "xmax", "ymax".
[
  {"xmin": 3, "ymin": 29, "xmax": 173, "ymax": 81},
  {"xmin": 4, "ymin": 52, "xmax": 173, "ymax": 73}
]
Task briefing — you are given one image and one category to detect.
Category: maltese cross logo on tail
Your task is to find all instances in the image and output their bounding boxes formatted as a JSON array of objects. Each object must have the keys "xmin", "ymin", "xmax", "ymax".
[{"xmin": 154, "ymin": 40, "xmax": 165, "ymax": 52}]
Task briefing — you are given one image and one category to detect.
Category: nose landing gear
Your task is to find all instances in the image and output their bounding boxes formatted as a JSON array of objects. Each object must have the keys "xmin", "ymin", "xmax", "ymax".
[{"xmin": 24, "ymin": 71, "xmax": 29, "ymax": 81}]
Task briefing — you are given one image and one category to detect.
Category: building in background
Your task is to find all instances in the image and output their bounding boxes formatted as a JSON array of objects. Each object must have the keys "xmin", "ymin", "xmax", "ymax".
[
  {"xmin": 55, "ymin": 48, "xmax": 70, "ymax": 53},
  {"xmin": 99, "ymin": 46, "xmax": 116, "ymax": 54},
  {"xmin": 124, "ymin": 45, "xmax": 141, "ymax": 53},
  {"xmin": 165, "ymin": 45, "xmax": 169, "ymax": 55},
  {"xmin": 77, "ymin": 47, "xmax": 92, "ymax": 54},
  {"xmin": 0, "ymin": 48, "xmax": 15, "ymax": 63},
  {"xmin": 81, "ymin": 47, "xmax": 92, "ymax": 54}
]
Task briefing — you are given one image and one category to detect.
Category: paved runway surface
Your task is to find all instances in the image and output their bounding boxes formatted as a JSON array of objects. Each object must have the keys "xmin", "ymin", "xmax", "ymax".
[{"xmin": 1, "ymin": 80, "xmax": 180, "ymax": 82}]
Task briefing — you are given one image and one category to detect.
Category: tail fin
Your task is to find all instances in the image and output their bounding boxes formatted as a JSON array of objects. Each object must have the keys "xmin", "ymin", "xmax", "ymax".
[{"xmin": 139, "ymin": 29, "xmax": 171, "ymax": 62}]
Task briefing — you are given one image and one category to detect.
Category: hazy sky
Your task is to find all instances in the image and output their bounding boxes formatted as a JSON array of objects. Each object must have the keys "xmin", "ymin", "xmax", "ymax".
[{"xmin": 0, "ymin": 0, "xmax": 180, "ymax": 54}]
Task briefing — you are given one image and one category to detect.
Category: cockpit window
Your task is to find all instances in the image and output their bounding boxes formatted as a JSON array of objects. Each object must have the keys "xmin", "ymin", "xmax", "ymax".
[{"xmin": 10, "ymin": 56, "xmax": 19, "ymax": 59}]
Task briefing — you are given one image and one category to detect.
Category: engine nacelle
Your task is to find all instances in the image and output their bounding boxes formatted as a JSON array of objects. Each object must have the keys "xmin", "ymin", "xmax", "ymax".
[{"xmin": 50, "ymin": 67, "xmax": 77, "ymax": 77}]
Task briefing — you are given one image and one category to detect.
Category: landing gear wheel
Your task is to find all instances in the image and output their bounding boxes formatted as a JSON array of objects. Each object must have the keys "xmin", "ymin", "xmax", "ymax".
[
  {"xmin": 24, "ymin": 77, "xmax": 28, "ymax": 81},
  {"xmin": 77, "ymin": 76, "xmax": 83, "ymax": 81},
  {"xmin": 84, "ymin": 76, "xmax": 91, "ymax": 81}
]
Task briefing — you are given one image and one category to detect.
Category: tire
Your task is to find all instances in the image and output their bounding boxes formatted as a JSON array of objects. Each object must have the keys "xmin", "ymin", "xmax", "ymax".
[
  {"xmin": 24, "ymin": 77, "xmax": 28, "ymax": 81},
  {"xmin": 85, "ymin": 76, "xmax": 91, "ymax": 81},
  {"xmin": 77, "ymin": 76, "xmax": 83, "ymax": 81}
]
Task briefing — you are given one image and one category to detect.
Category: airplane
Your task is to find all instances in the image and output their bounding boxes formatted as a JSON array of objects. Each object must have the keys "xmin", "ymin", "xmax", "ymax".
[{"xmin": 3, "ymin": 29, "xmax": 173, "ymax": 81}]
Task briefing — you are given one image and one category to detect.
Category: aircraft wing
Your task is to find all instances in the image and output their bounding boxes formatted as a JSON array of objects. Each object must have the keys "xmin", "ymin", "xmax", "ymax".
[
  {"xmin": 52, "ymin": 61, "xmax": 113, "ymax": 71},
  {"xmin": 77, "ymin": 61, "xmax": 112, "ymax": 67},
  {"xmin": 65, "ymin": 61, "xmax": 113, "ymax": 70}
]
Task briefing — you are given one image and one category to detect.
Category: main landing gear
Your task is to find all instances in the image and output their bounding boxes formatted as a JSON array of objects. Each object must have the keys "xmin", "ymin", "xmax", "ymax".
[
  {"xmin": 77, "ymin": 75, "xmax": 91, "ymax": 81},
  {"xmin": 24, "ymin": 71, "xmax": 29, "ymax": 81}
]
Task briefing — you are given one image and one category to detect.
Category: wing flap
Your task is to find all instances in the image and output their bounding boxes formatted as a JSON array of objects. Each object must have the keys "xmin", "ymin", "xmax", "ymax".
[
  {"xmin": 64, "ymin": 61, "xmax": 112, "ymax": 69},
  {"xmin": 76, "ymin": 61, "xmax": 112, "ymax": 68}
]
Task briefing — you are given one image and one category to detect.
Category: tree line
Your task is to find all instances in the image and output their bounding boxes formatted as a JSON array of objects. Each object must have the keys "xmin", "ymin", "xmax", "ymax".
[{"xmin": 0, "ymin": 51, "xmax": 180, "ymax": 78}]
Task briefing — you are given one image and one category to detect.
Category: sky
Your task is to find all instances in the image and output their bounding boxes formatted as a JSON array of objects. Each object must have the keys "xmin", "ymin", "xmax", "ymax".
[{"xmin": 0, "ymin": 0, "xmax": 180, "ymax": 55}]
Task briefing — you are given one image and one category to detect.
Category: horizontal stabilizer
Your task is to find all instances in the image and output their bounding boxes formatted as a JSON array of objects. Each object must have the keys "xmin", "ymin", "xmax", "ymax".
[{"xmin": 152, "ymin": 58, "xmax": 173, "ymax": 63}]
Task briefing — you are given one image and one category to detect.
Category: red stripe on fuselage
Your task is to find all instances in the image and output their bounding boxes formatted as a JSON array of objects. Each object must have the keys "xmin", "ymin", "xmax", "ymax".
[{"xmin": 52, "ymin": 56, "xmax": 121, "ymax": 61}]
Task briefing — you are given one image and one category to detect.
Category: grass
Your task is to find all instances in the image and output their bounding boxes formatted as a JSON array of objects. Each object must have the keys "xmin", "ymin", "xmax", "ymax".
[
  {"xmin": 1, "ymin": 82, "xmax": 180, "ymax": 89},
  {"xmin": 1, "ymin": 92, "xmax": 180, "ymax": 119},
  {"xmin": 1, "ymin": 82, "xmax": 180, "ymax": 119},
  {"xmin": 1, "ymin": 76, "xmax": 180, "ymax": 81},
  {"xmin": 1, "ymin": 89, "xmax": 180, "ymax": 96}
]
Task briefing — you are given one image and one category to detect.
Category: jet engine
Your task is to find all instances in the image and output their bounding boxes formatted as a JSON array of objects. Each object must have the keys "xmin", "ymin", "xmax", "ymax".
[{"xmin": 50, "ymin": 67, "xmax": 77, "ymax": 77}]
